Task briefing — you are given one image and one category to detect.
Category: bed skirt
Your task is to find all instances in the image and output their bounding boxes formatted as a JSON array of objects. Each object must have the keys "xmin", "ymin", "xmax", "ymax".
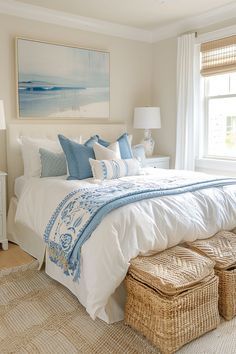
[
  {"xmin": 7, "ymin": 197, "xmax": 126, "ymax": 324},
  {"xmin": 7, "ymin": 197, "xmax": 46, "ymax": 268}
]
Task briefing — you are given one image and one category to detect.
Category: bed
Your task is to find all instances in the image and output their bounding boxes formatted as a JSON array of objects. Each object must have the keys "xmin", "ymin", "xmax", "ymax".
[{"xmin": 7, "ymin": 123, "xmax": 236, "ymax": 324}]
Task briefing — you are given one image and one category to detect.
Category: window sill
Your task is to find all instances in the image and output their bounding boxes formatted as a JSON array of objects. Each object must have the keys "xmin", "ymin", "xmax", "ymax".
[{"xmin": 195, "ymin": 158, "xmax": 236, "ymax": 176}]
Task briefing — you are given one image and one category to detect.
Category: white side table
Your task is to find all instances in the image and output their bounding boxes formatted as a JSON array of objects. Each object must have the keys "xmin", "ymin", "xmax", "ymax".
[
  {"xmin": 145, "ymin": 156, "xmax": 170, "ymax": 169},
  {"xmin": 0, "ymin": 172, "xmax": 8, "ymax": 251}
]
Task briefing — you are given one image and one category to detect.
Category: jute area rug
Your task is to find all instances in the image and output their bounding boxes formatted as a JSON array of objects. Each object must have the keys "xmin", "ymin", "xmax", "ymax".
[{"xmin": 0, "ymin": 263, "xmax": 236, "ymax": 354}]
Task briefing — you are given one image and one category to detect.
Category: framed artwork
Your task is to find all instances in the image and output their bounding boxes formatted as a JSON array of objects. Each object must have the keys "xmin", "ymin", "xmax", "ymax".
[{"xmin": 16, "ymin": 38, "xmax": 110, "ymax": 119}]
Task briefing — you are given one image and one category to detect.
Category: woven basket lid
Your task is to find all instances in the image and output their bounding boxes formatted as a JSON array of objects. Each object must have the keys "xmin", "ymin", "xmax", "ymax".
[
  {"xmin": 128, "ymin": 246, "xmax": 215, "ymax": 295},
  {"xmin": 187, "ymin": 231, "xmax": 236, "ymax": 270}
]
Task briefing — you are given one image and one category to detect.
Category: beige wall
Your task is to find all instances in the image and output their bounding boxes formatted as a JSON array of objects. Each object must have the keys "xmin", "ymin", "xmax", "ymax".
[
  {"xmin": 1, "ymin": 13, "xmax": 234, "ymax": 175},
  {"xmin": 0, "ymin": 14, "xmax": 152, "ymax": 172},
  {"xmin": 152, "ymin": 37, "xmax": 177, "ymax": 167}
]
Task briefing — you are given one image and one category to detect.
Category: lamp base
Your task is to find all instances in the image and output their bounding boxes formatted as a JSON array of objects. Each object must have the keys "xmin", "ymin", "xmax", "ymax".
[{"xmin": 141, "ymin": 129, "xmax": 155, "ymax": 157}]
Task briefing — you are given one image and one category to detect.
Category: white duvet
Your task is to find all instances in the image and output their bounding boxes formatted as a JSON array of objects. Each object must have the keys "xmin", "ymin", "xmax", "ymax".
[{"xmin": 16, "ymin": 168, "xmax": 236, "ymax": 323}]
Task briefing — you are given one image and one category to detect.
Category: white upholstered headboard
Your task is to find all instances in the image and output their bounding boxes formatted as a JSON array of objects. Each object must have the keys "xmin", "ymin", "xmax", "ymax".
[{"xmin": 7, "ymin": 122, "xmax": 126, "ymax": 200}]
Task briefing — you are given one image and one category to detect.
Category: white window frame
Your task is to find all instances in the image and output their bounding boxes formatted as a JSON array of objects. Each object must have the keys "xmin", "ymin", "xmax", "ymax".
[
  {"xmin": 195, "ymin": 24, "xmax": 236, "ymax": 175},
  {"xmin": 203, "ymin": 78, "xmax": 236, "ymax": 160}
]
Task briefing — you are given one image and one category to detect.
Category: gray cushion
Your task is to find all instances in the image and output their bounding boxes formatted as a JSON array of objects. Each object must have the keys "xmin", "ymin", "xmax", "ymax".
[{"xmin": 39, "ymin": 148, "xmax": 67, "ymax": 177}]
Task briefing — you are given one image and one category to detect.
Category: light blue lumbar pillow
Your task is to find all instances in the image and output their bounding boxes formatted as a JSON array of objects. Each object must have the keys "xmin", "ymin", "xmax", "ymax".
[
  {"xmin": 132, "ymin": 144, "xmax": 146, "ymax": 166},
  {"xmin": 90, "ymin": 133, "xmax": 133, "ymax": 159},
  {"xmin": 58, "ymin": 134, "xmax": 95, "ymax": 180},
  {"xmin": 89, "ymin": 158, "xmax": 141, "ymax": 180},
  {"xmin": 39, "ymin": 148, "xmax": 67, "ymax": 178}
]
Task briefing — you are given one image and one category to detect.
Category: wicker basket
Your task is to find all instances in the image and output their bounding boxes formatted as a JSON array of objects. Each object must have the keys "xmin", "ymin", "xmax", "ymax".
[
  {"xmin": 186, "ymin": 231, "xmax": 236, "ymax": 270},
  {"xmin": 215, "ymin": 268, "xmax": 236, "ymax": 320},
  {"xmin": 187, "ymin": 231, "xmax": 236, "ymax": 320},
  {"xmin": 125, "ymin": 246, "xmax": 220, "ymax": 354},
  {"xmin": 125, "ymin": 274, "xmax": 219, "ymax": 354}
]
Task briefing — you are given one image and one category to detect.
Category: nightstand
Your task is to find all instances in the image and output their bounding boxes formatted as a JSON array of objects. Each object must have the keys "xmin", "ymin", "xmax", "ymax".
[
  {"xmin": 0, "ymin": 172, "xmax": 8, "ymax": 251},
  {"xmin": 144, "ymin": 156, "xmax": 170, "ymax": 169}
]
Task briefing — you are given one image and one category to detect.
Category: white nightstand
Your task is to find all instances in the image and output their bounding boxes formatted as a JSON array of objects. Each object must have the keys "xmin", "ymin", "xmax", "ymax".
[
  {"xmin": 0, "ymin": 172, "xmax": 8, "ymax": 251},
  {"xmin": 144, "ymin": 156, "xmax": 170, "ymax": 169}
]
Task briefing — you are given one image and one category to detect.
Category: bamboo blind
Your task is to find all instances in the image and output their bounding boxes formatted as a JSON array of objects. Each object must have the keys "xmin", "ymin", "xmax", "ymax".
[{"xmin": 200, "ymin": 35, "xmax": 236, "ymax": 76}]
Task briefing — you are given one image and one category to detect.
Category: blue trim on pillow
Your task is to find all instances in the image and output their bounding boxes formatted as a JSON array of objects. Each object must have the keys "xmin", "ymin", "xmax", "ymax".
[{"xmin": 58, "ymin": 135, "xmax": 95, "ymax": 180}]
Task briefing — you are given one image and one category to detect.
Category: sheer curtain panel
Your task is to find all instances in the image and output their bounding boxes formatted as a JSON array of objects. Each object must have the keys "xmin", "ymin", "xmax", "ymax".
[{"xmin": 175, "ymin": 33, "xmax": 196, "ymax": 170}]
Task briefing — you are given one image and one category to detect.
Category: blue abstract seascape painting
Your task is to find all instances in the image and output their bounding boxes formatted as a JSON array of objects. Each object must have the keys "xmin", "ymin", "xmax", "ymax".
[{"xmin": 16, "ymin": 38, "xmax": 110, "ymax": 119}]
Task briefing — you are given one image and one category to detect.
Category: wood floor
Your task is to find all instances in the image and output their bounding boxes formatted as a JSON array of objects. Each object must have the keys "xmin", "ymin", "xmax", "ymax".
[{"xmin": 0, "ymin": 242, "xmax": 34, "ymax": 269}]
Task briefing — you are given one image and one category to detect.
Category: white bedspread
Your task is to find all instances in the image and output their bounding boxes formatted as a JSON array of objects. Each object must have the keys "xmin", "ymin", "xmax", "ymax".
[{"xmin": 15, "ymin": 168, "xmax": 236, "ymax": 322}]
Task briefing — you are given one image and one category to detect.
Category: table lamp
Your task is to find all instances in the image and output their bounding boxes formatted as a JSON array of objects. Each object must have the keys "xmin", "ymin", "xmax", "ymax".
[
  {"xmin": 0, "ymin": 100, "xmax": 6, "ymax": 130},
  {"xmin": 133, "ymin": 107, "xmax": 161, "ymax": 157}
]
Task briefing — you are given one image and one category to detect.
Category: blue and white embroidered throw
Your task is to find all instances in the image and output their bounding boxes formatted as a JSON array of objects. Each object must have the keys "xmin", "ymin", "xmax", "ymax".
[{"xmin": 44, "ymin": 175, "xmax": 236, "ymax": 280}]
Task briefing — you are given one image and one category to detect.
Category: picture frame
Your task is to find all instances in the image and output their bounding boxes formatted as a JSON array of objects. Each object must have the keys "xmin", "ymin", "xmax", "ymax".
[{"xmin": 15, "ymin": 38, "xmax": 110, "ymax": 119}]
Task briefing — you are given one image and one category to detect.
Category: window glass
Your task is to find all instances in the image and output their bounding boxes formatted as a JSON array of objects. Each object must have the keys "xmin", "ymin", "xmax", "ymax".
[
  {"xmin": 230, "ymin": 72, "xmax": 236, "ymax": 94},
  {"xmin": 208, "ymin": 97, "xmax": 236, "ymax": 158}
]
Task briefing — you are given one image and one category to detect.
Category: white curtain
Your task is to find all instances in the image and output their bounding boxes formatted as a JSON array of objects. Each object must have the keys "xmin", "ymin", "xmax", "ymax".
[{"xmin": 175, "ymin": 33, "xmax": 196, "ymax": 170}]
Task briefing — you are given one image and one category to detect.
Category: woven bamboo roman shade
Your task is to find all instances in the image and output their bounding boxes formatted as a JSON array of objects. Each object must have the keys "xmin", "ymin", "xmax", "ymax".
[{"xmin": 201, "ymin": 35, "xmax": 236, "ymax": 76}]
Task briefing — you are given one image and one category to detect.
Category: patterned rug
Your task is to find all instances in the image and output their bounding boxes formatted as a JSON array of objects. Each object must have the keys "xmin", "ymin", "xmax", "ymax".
[{"xmin": 0, "ymin": 266, "xmax": 236, "ymax": 354}]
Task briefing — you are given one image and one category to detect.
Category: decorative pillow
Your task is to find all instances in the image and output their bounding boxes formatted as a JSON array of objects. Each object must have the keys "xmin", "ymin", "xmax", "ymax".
[
  {"xmin": 91, "ymin": 133, "xmax": 133, "ymax": 159},
  {"xmin": 92, "ymin": 135, "xmax": 110, "ymax": 147},
  {"xmin": 58, "ymin": 134, "xmax": 95, "ymax": 180},
  {"xmin": 132, "ymin": 144, "xmax": 146, "ymax": 166},
  {"xmin": 93, "ymin": 142, "xmax": 121, "ymax": 160},
  {"xmin": 117, "ymin": 133, "xmax": 133, "ymax": 159},
  {"xmin": 39, "ymin": 148, "xmax": 67, "ymax": 177},
  {"xmin": 20, "ymin": 136, "xmax": 61, "ymax": 178},
  {"xmin": 89, "ymin": 158, "xmax": 141, "ymax": 180},
  {"xmin": 84, "ymin": 135, "xmax": 99, "ymax": 147}
]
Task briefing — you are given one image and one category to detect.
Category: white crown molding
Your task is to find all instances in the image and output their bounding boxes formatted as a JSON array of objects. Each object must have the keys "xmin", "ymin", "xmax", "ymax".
[
  {"xmin": 152, "ymin": 2, "xmax": 236, "ymax": 42},
  {"xmin": 0, "ymin": 0, "xmax": 152, "ymax": 43},
  {"xmin": 0, "ymin": 0, "xmax": 235, "ymax": 44},
  {"xmin": 197, "ymin": 24, "xmax": 236, "ymax": 43}
]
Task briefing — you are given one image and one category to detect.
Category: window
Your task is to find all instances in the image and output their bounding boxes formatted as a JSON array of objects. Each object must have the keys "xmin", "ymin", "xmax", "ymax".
[
  {"xmin": 203, "ymin": 73, "xmax": 236, "ymax": 159},
  {"xmin": 200, "ymin": 35, "xmax": 236, "ymax": 161}
]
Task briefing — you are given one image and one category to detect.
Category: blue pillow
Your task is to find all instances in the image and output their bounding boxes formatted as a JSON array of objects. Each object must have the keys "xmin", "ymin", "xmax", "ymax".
[
  {"xmin": 39, "ymin": 148, "xmax": 67, "ymax": 177},
  {"xmin": 117, "ymin": 133, "xmax": 133, "ymax": 159},
  {"xmin": 132, "ymin": 144, "xmax": 146, "ymax": 166},
  {"xmin": 91, "ymin": 133, "xmax": 133, "ymax": 159},
  {"xmin": 97, "ymin": 135, "xmax": 110, "ymax": 147},
  {"xmin": 89, "ymin": 135, "xmax": 110, "ymax": 147},
  {"xmin": 58, "ymin": 135, "xmax": 95, "ymax": 180},
  {"xmin": 85, "ymin": 135, "xmax": 99, "ymax": 147}
]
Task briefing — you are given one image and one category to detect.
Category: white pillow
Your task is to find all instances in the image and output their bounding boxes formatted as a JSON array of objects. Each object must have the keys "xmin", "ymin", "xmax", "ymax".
[
  {"xmin": 93, "ymin": 142, "xmax": 121, "ymax": 160},
  {"xmin": 20, "ymin": 136, "xmax": 62, "ymax": 178},
  {"xmin": 89, "ymin": 158, "xmax": 141, "ymax": 180}
]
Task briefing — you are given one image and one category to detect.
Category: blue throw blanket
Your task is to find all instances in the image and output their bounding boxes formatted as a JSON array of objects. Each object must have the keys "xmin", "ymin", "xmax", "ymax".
[{"xmin": 44, "ymin": 175, "xmax": 236, "ymax": 280}]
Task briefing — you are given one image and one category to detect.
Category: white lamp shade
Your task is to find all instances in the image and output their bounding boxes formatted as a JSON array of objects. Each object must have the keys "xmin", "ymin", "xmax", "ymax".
[
  {"xmin": 133, "ymin": 107, "xmax": 161, "ymax": 129},
  {"xmin": 0, "ymin": 100, "xmax": 6, "ymax": 130}
]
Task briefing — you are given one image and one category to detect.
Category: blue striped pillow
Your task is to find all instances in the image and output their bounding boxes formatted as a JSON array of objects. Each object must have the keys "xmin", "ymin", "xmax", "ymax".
[{"xmin": 89, "ymin": 158, "xmax": 141, "ymax": 180}]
